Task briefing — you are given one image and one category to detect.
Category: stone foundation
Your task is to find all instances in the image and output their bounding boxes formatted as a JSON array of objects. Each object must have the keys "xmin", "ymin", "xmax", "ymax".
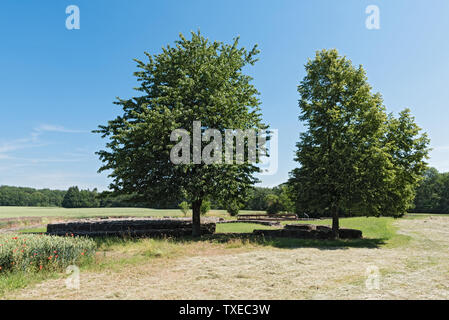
[
  {"xmin": 46, "ymin": 218, "xmax": 216, "ymax": 237},
  {"xmin": 253, "ymin": 224, "xmax": 362, "ymax": 239},
  {"xmin": 217, "ymin": 220, "xmax": 281, "ymax": 226}
]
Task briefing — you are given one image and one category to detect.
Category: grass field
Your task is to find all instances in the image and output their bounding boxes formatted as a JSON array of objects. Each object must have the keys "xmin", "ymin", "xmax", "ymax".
[
  {"xmin": 0, "ymin": 208, "xmax": 448, "ymax": 300},
  {"xmin": 0, "ymin": 206, "xmax": 266, "ymax": 219},
  {"xmin": 0, "ymin": 206, "xmax": 189, "ymax": 218}
]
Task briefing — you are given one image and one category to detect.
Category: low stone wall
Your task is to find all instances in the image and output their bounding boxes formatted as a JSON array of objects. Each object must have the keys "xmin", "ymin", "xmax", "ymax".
[
  {"xmin": 237, "ymin": 214, "xmax": 298, "ymax": 221},
  {"xmin": 47, "ymin": 218, "xmax": 216, "ymax": 237},
  {"xmin": 217, "ymin": 220, "xmax": 281, "ymax": 226},
  {"xmin": 253, "ymin": 224, "xmax": 362, "ymax": 239}
]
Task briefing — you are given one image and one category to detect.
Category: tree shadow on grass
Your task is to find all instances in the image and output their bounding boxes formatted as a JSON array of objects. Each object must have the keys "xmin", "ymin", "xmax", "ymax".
[
  {"xmin": 170, "ymin": 233, "xmax": 387, "ymax": 250},
  {"xmin": 91, "ymin": 232, "xmax": 388, "ymax": 250}
]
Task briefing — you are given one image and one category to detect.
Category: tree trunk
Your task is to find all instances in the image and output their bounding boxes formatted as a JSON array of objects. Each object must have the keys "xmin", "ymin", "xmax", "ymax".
[
  {"xmin": 332, "ymin": 207, "xmax": 339, "ymax": 239},
  {"xmin": 192, "ymin": 199, "xmax": 202, "ymax": 237}
]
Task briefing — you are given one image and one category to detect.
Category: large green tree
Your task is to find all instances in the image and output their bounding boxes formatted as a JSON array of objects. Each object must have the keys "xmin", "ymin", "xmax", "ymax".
[
  {"xmin": 288, "ymin": 49, "xmax": 429, "ymax": 238},
  {"xmin": 95, "ymin": 32, "xmax": 267, "ymax": 235}
]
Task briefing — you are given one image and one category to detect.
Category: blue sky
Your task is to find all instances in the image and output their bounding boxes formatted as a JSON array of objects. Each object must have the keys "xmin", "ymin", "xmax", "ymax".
[{"xmin": 1, "ymin": 0, "xmax": 449, "ymax": 190}]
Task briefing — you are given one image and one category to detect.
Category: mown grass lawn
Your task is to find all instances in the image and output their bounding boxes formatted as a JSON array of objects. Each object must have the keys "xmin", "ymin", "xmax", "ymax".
[
  {"xmin": 0, "ymin": 212, "xmax": 440, "ymax": 299},
  {"xmin": 0, "ymin": 206, "xmax": 188, "ymax": 219},
  {"xmin": 215, "ymin": 222, "xmax": 276, "ymax": 233},
  {"xmin": 0, "ymin": 206, "xmax": 265, "ymax": 219}
]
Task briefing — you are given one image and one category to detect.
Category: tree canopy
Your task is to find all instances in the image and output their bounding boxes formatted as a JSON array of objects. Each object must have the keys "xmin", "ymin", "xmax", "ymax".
[
  {"xmin": 288, "ymin": 49, "xmax": 430, "ymax": 237},
  {"xmin": 95, "ymin": 31, "xmax": 267, "ymax": 235}
]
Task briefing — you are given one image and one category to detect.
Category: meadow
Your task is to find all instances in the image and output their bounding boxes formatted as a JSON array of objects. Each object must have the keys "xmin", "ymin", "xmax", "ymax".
[
  {"xmin": 0, "ymin": 207, "xmax": 448, "ymax": 300},
  {"xmin": 0, "ymin": 206, "xmax": 194, "ymax": 219}
]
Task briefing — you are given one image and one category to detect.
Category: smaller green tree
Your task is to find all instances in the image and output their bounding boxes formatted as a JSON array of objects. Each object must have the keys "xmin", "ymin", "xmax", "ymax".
[
  {"xmin": 278, "ymin": 185, "xmax": 295, "ymax": 213},
  {"xmin": 288, "ymin": 49, "xmax": 429, "ymax": 238},
  {"xmin": 266, "ymin": 194, "xmax": 283, "ymax": 214},
  {"xmin": 437, "ymin": 174, "xmax": 449, "ymax": 213},
  {"xmin": 265, "ymin": 186, "xmax": 294, "ymax": 214},
  {"xmin": 62, "ymin": 186, "xmax": 81, "ymax": 208},
  {"xmin": 244, "ymin": 187, "xmax": 274, "ymax": 211},
  {"xmin": 79, "ymin": 189, "xmax": 100, "ymax": 208},
  {"xmin": 179, "ymin": 201, "xmax": 190, "ymax": 216},
  {"xmin": 62, "ymin": 187, "xmax": 99, "ymax": 208},
  {"xmin": 200, "ymin": 200, "xmax": 211, "ymax": 216},
  {"xmin": 226, "ymin": 201, "xmax": 241, "ymax": 216}
]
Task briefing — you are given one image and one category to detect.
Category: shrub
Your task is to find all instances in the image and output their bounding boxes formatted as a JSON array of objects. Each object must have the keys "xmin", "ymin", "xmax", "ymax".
[
  {"xmin": 0, "ymin": 234, "xmax": 96, "ymax": 273},
  {"xmin": 226, "ymin": 202, "xmax": 241, "ymax": 216},
  {"xmin": 200, "ymin": 200, "xmax": 211, "ymax": 216},
  {"xmin": 179, "ymin": 201, "xmax": 190, "ymax": 216},
  {"xmin": 278, "ymin": 185, "xmax": 295, "ymax": 213},
  {"xmin": 266, "ymin": 194, "xmax": 283, "ymax": 214}
]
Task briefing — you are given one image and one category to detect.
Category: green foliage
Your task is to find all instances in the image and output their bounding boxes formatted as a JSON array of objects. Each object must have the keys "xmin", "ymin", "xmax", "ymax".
[
  {"xmin": 0, "ymin": 186, "xmax": 147, "ymax": 209},
  {"xmin": 95, "ymin": 31, "xmax": 266, "ymax": 235},
  {"xmin": 179, "ymin": 201, "xmax": 190, "ymax": 216},
  {"xmin": 98, "ymin": 192, "xmax": 148, "ymax": 208},
  {"xmin": 62, "ymin": 186, "xmax": 100, "ymax": 208},
  {"xmin": 225, "ymin": 201, "xmax": 241, "ymax": 216},
  {"xmin": 288, "ymin": 49, "xmax": 430, "ymax": 228},
  {"xmin": 244, "ymin": 187, "xmax": 275, "ymax": 211},
  {"xmin": 413, "ymin": 167, "xmax": 449, "ymax": 213},
  {"xmin": 200, "ymin": 200, "xmax": 211, "ymax": 216},
  {"xmin": 378, "ymin": 109, "xmax": 430, "ymax": 216},
  {"xmin": 0, "ymin": 234, "xmax": 96, "ymax": 273},
  {"xmin": 0, "ymin": 186, "xmax": 65, "ymax": 207},
  {"xmin": 264, "ymin": 185, "xmax": 294, "ymax": 214},
  {"xmin": 278, "ymin": 185, "xmax": 295, "ymax": 213},
  {"xmin": 265, "ymin": 194, "xmax": 282, "ymax": 214},
  {"xmin": 61, "ymin": 187, "xmax": 80, "ymax": 208}
]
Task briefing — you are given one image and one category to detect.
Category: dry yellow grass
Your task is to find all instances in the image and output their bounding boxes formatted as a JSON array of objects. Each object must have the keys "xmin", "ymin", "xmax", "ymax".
[{"xmin": 7, "ymin": 216, "xmax": 449, "ymax": 300}]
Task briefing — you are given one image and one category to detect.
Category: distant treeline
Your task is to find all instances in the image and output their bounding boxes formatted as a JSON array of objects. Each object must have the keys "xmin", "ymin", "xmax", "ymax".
[
  {"xmin": 412, "ymin": 167, "xmax": 449, "ymax": 213},
  {"xmin": 1, "ymin": 168, "xmax": 448, "ymax": 213},
  {"xmin": 0, "ymin": 184, "xmax": 289, "ymax": 211},
  {"xmin": 0, "ymin": 185, "xmax": 194, "ymax": 209},
  {"xmin": 0, "ymin": 186, "xmax": 66, "ymax": 207},
  {"xmin": 0, "ymin": 186, "xmax": 142, "ymax": 208}
]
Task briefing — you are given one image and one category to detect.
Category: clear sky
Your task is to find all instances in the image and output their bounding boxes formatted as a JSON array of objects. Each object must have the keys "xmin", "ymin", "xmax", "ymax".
[{"xmin": 1, "ymin": 0, "xmax": 449, "ymax": 191}]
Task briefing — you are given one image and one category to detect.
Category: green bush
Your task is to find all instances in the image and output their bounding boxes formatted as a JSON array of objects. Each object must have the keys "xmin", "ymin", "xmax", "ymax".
[
  {"xmin": 0, "ymin": 234, "xmax": 96, "ymax": 273},
  {"xmin": 200, "ymin": 200, "xmax": 211, "ymax": 216},
  {"xmin": 265, "ymin": 186, "xmax": 294, "ymax": 214},
  {"xmin": 179, "ymin": 201, "xmax": 190, "ymax": 216},
  {"xmin": 226, "ymin": 202, "xmax": 241, "ymax": 216},
  {"xmin": 266, "ymin": 194, "xmax": 283, "ymax": 214}
]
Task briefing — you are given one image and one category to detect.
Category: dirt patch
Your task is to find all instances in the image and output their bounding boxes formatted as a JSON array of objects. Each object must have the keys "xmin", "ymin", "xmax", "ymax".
[
  {"xmin": 7, "ymin": 216, "xmax": 449, "ymax": 300},
  {"xmin": 0, "ymin": 217, "xmax": 63, "ymax": 234},
  {"xmin": 0, "ymin": 224, "xmax": 45, "ymax": 234}
]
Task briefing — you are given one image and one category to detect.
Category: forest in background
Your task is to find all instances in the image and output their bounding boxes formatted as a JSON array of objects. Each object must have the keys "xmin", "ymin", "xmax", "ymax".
[{"xmin": 0, "ymin": 167, "xmax": 448, "ymax": 214}]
